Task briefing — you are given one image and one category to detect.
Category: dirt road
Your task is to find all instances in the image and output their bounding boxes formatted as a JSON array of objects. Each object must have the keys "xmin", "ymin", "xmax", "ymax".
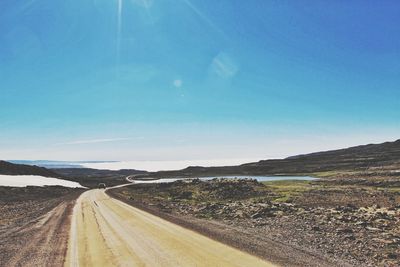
[{"xmin": 65, "ymin": 189, "xmax": 274, "ymax": 267}]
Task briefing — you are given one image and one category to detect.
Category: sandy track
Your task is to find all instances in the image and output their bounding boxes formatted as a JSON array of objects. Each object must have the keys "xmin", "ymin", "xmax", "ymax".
[{"xmin": 65, "ymin": 189, "xmax": 274, "ymax": 267}]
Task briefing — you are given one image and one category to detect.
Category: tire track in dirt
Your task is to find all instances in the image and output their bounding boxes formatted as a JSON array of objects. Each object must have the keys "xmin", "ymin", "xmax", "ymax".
[
  {"xmin": 65, "ymin": 189, "xmax": 274, "ymax": 267},
  {"xmin": 3, "ymin": 200, "xmax": 76, "ymax": 267}
]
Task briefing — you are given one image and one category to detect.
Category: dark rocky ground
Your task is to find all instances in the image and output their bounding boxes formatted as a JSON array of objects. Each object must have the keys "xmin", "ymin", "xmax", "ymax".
[
  {"xmin": 110, "ymin": 178, "xmax": 400, "ymax": 266},
  {"xmin": 0, "ymin": 186, "xmax": 85, "ymax": 267}
]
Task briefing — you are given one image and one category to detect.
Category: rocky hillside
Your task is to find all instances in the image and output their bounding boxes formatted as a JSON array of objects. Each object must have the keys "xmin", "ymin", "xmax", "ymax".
[
  {"xmin": 0, "ymin": 160, "xmax": 61, "ymax": 177},
  {"xmin": 110, "ymin": 178, "xmax": 400, "ymax": 266},
  {"xmin": 144, "ymin": 139, "xmax": 400, "ymax": 178}
]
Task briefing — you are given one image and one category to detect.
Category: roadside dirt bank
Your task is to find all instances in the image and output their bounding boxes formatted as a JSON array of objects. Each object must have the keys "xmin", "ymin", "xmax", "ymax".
[
  {"xmin": 107, "ymin": 183, "xmax": 347, "ymax": 267},
  {"xmin": 108, "ymin": 178, "xmax": 400, "ymax": 266},
  {"xmin": 0, "ymin": 186, "xmax": 84, "ymax": 267}
]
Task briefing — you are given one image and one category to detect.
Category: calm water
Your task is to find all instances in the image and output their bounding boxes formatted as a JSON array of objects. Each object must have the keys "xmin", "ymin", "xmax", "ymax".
[{"xmin": 133, "ymin": 176, "xmax": 317, "ymax": 184}]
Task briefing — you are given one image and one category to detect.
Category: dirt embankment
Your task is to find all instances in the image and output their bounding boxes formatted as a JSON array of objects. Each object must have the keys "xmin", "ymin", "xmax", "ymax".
[
  {"xmin": 109, "ymin": 178, "xmax": 400, "ymax": 267},
  {"xmin": 0, "ymin": 186, "xmax": 85, "ymax": 267}
]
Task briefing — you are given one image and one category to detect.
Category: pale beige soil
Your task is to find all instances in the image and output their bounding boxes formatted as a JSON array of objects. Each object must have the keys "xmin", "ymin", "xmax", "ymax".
[{"xmin": 65, "ymin": 189, "xmax": 274, "ymax": 267}]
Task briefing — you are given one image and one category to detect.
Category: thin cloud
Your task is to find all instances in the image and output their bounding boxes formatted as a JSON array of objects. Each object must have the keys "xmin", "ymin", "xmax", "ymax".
[{"xmin": 56, "ymin": 138, "xmax": 134, "ymax": 146}]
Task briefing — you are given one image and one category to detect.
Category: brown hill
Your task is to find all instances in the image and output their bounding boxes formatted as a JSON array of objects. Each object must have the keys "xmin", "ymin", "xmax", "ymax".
[
  {"xmin": 0, "ymin": 160, "xmax": 61, "ymax": 177},
  {"xmin": 144, "ymin": 139, "xmax": 400, "ymax": 178}
]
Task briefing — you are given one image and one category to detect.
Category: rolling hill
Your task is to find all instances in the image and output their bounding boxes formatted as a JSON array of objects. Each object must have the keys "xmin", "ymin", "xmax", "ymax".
[
  {"xmin": 143, "ymin": 139, "xmax": 400, "ymax": 179},
  {"xmin": 0, "ymin": 160, "xmax": 61, "ymax": 177}
]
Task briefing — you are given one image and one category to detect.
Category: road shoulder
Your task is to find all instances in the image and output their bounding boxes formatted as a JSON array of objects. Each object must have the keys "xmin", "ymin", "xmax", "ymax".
[
  {"xmin": 107, "ymin": 187, "xmax": 342, "ymax": 267},
  {"xmin": 0, "ymin": 186, "xmax": 84, "ymax": 267}
]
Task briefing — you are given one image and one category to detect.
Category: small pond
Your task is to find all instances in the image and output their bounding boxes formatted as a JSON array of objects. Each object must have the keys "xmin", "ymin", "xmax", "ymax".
[{"xmin": 132, "ymin": 176, "xmax": 318, "ymax": 184}]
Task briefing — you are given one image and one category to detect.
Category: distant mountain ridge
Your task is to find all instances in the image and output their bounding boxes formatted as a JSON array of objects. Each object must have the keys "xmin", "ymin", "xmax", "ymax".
[
  {"xmin": 0, "ymin": 160, "xmax": 61, "ymax": 177},
  {"xmin": 144, "ymin": 139, "xmax": 400, "ymax": 178},
  {"xmin": 286, "ymin": 139, "xmax": 400, "ymax": 160},
  {"xmin": 3, "ymin": 139, "xmax": 400, "ymax": 181}
]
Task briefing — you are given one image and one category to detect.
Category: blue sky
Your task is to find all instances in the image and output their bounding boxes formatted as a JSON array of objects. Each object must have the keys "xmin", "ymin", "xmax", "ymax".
[{"xmin": 0, "ymin": 0, "xmax": 399, "ymax": 161}]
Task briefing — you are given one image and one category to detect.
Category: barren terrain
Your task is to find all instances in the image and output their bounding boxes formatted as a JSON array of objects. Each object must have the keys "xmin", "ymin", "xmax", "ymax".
[
  {"xmin": 109, "ymin": 178, "xmax": 400, "ymax": 266},
  {"xmin": 0, "ymin": 186, "xmax": 84, "ymax": 267}
]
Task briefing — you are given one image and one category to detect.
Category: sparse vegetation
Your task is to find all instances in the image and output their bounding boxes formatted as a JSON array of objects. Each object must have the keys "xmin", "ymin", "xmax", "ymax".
[{"xmin": 110, "ymin": 178, "xmax": 400, "ymax": 266}]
